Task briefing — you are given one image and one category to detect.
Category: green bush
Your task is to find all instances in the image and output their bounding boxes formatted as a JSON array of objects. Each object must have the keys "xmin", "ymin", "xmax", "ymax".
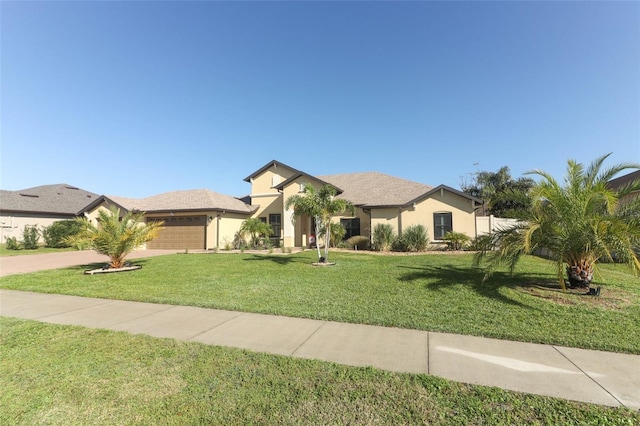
[
  {"xmin": 328, "ymin": 223, "xmax": 346, "ymax": 248},
  {"xmin": 393, "ymin": 225, "xmax": 429, "ymax": 252},
  {"xmin": 42, "ymin": 220, "xmax": 83, "ymax": 248},
  {"xmin": 5, "ymin": 237, "xmax": 21, "ymax": 250},
  {"xmin": 467, "ymin": 235, "xmax": 494, "ymax": 251},
  {"xmin": 372, "ymin": 223, "xmax": 394, "ymax": 252},
  {"xmin": 346, "ymin": 235, "xmax": 370, "ymax": 250},
  {"xmin": 442, "ymin": 231, "xmax": 471, "ymax": 251},
  {"xmin": 21, "ymin": 226, "xmax": 40, "ymax": 250}
]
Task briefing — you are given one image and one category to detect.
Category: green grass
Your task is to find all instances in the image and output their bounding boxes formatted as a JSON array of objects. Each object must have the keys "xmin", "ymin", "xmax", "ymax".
[
  {"xmin": 1, "ymin": 251, "xmax": 639, "ymax": 353},
  {"xmin": 2, "ymin": 317, "xmax": 638, "ymax": 425},
  {"xmin": 0, "ymin": 244, "xmax": 76, "ymax": 256}
]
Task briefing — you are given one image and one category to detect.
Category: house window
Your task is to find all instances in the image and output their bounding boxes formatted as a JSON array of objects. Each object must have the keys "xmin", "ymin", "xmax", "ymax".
[
  {"xmin": 433, "ymin": 212, "xmax": 452, "ymax": 240},
  {"xmin": 340, "ymin": 218, "xmax": 360, "ymax": 240},
  {"xmin": 259, "ymin": 217, "xmax": 267, "ymax": 223},
  {"xmin": 269, "ymin": 214, "xmax": 281, "ymax": 244}
]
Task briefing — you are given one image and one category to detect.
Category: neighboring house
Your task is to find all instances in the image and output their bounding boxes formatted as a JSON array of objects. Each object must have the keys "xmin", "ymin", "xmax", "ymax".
[
  {"xmin": 607, "ymin": 170, "xmax": 640, "ymax": 205},
  {"xmin": 82, "ymin": 189, "xmax": 258, "ymax": 250},
  {"xmin": 0, "ymin": 184, "xmax": 99, "ymax": 243},
  {"xmin": 244, "ymin": 160, "xmax": 483, "ymax": 249}
]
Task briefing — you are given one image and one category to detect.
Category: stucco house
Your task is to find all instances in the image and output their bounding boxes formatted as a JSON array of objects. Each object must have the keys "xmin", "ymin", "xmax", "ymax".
[
  {"xmin": 244, "ymin": 160, "xmax": 483, "ymax": 249},
  {"xmin": 0, "ymin": 184, "xmax": 99, "ymax": 243},
  {"xmin": 79, "ymin": 160, "xmax": 483, "ymax": 250}
]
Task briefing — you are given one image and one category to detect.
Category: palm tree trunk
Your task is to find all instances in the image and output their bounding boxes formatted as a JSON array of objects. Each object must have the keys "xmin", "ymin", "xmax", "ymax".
[
  {"xmin": 566, "ymin": 260, "xmax": 594, "ymax": 288},
  {"xmin": 323, "ymin": 226, "xmax": 330, "ymax": 262},
  {"xmin": 314, "ymin": 217, "xmax": 323, "ymax": 261}
]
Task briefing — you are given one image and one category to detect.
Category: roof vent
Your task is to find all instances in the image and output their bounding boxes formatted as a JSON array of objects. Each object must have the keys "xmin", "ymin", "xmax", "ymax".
[{"xmin": 19, "ymin": 193, "xmax": 39, "ymax": 198}]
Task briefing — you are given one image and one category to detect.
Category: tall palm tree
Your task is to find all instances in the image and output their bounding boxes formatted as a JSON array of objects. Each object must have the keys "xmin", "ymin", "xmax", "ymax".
[
  {"xmin": 68, "ymin": 207, "xmax": 164, "ymax": 269},
  {"xmin": 475, "ymin": 153, "xmax": 640, "ymax": 291},
  {"xmin": 285, "ymin": 183, "xmax": 355, "ymax": 263}
]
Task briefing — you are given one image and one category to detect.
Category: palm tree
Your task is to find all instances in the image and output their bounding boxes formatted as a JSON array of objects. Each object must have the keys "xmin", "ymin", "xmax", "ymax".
[
  {"xmin": 67, "ymin": 207, "xmax": 164, "ymax": 269},
  {"xmin": 475, "ymin": 153, "xmax": 640, "ymax": 291},
  {"xmin": 285, "ymin": 183, "xmax": 355, "ymax": 263},
  {"xmin": 239, "ymin": 218, "xmax": 273, "ymax": 248}
]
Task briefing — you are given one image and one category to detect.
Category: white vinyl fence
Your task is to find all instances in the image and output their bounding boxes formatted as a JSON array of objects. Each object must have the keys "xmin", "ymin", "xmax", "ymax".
[{"xmin": 475, "ymin": 215, "xmax": 521, "ymax": 237}]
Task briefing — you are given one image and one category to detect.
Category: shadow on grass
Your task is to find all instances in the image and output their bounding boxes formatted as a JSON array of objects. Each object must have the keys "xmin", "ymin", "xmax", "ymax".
[
  {"xmin": 397, "ymin": 263, "xmax": 552, "ymax": 309},
  {"xmin": 243, "ymin": 254, "xmax": 306, "ymax": 266}
]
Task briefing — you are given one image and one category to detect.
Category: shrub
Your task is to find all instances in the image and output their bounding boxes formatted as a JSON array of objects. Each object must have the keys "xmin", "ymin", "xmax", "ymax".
[
  {"xmin": 467, "ymin": 235, "xmax": 494, "ymax": 251},
  {"xmin": 5, "ymin": 237, "xmax": 21, "ymax": 250},
  {"xmin": 442, "ymin": 231, "xmax": 471, "ymax": 251},
  {"xmin": 372, "ymin": 223, "xmax": 394, "ymax": 252},
  {"xmin": 233, "ymin": 232, "xmax": 247, "ymax": 250},
  {"xmin": 328, "ymin": 222, "xmax": 346, "ymax": 248},
  {"xmin": 346, "ymin": 235, "xmax": 370, "ymax": 250},
  {"xmin": 393, "ymin": 225, "xmax": 429, "ymax": 252},
  {"xmin": 42, "ymin": 220, "xmax": 84, "ymax": 248},
  {"xmin": 21, "ymin": 225, "xmax": 40, "ymax": 250}
]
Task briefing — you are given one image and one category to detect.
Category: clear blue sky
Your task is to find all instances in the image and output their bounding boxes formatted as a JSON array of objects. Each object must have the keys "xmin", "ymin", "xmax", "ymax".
[{"xmin": 2, "ymin": 1, "xmax": 639, "ymax": 198}]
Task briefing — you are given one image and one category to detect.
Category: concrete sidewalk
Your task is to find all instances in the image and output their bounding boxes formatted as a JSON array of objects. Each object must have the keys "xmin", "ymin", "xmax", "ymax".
[{"xmin": 1, "ymin": 288, "xmax": 638, "ymax": 410}]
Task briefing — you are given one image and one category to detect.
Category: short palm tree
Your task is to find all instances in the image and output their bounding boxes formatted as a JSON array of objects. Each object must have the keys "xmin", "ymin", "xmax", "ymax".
[
  {"xmin": 239, "ymin": 218, "xmax": 273, "ymax": 248},
  {"xmin": 285, "ymin": 183, "xmax": 355, "ymax": 262},
  {"xmin": 475, "ymin": 154, "xmax": 640, "ymax": 291},
  {"xmin": 67, "ymin": 207, "xmax": 164, "ymax": 269}
]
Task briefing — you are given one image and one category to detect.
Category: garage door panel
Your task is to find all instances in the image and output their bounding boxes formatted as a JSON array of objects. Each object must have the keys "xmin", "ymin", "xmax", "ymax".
[{"xmin": 147, "ymin": 216, "xmax": 205, "ymax": 250}]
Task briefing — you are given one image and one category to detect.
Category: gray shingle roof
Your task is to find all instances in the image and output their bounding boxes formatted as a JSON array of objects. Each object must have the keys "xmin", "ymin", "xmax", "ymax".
[
  {"xmin": 318, "ymin": 172, "xmax": 434, "ymax": 207},
  {"xmin": 0, "ymin": 184, "xmax": 99, "ymax": 215},
  {"xmin": 607, "ymin": 170, "xmax": 640, "ymax": 191},
  {"xmin": 107, "ymin": 189, "xmax": 256, "ymax": 214}
]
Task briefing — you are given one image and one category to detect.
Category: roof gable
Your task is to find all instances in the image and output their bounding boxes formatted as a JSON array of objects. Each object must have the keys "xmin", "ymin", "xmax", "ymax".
[
  {"xmin": 243, "ymin": 160, "xmax": 305, "ymax": 183},
  {"xmin": 273, "ymin": 172, "xmax": 343, "ymax": 194}
]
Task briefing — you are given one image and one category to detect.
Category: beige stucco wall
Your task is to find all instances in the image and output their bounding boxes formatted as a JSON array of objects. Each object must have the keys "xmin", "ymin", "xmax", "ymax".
[
  {"xmin": 249, "ymin": 166, "xmax": 298, "ymax": 196},
  {"xmin": 212, "ymin": 212, "xmax": 247, "ymax": 250},
  {"xmin": 401, "ymin": 189, "xmax": 477, "ymax": 241},
  {"xmin": 0, "ymin": 213, "xmax": 75, "ymax": 243},
  {"xmin": 370, "ymin": 208, "xmax": 401, "ymax": 234}
]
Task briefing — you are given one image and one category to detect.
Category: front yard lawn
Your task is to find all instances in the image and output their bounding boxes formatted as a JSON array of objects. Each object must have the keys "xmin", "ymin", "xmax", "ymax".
[
  {"xmin": 2, "ymin": 317, "xmax": 638, "ymax": 425},
  {"xmin": 1, "ymin": 251, "xmax": 638, "ymax": 353}
]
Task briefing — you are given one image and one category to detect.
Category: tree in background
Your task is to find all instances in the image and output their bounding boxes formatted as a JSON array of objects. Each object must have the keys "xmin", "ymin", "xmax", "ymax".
[
  {"xmin": 285, "ymin": 183, "xmax": 355, "ymax": 263},
  {"xmin": 461, "ymin": 166, "xmax": 535, "ymax": 218},
  {"xmin": 66, "ymin": 207, "xmax": 164, "ymax": 269},
  {"xmin": 474, "ymin": 153, "xmax": 640, "ymax": 291}
]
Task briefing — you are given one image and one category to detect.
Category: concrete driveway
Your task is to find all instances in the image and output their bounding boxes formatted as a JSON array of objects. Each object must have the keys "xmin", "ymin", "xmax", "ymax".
[{"xmin": 0, "ymin": 249, "xmax": 177, "ymax": 277}]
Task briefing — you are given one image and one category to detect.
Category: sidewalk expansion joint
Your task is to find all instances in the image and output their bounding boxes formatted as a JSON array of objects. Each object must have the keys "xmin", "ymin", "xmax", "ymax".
[
  {"xmin": 36, "ymin": 298, "xmax": 116, "ymax": 320},
  {"xmin": 186, "ymin": 310, "xmax": 246, "ymax": 341},
  {"xmin": 290, "ymin": 321, "xmax": 327, "ymax": 356},
  {"xmin": 105, "ymin": 303, "xmax": 178, "ymax": 328},
  {"xmin": 552, "ymin": 345, "xmax": 625, "ymax": 408}
]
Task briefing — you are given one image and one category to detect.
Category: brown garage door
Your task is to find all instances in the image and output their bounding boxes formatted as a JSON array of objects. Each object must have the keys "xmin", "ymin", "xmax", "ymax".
[{"xmin": 147, "ymin": 216, "xmax": 205, "ymax": 250}]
